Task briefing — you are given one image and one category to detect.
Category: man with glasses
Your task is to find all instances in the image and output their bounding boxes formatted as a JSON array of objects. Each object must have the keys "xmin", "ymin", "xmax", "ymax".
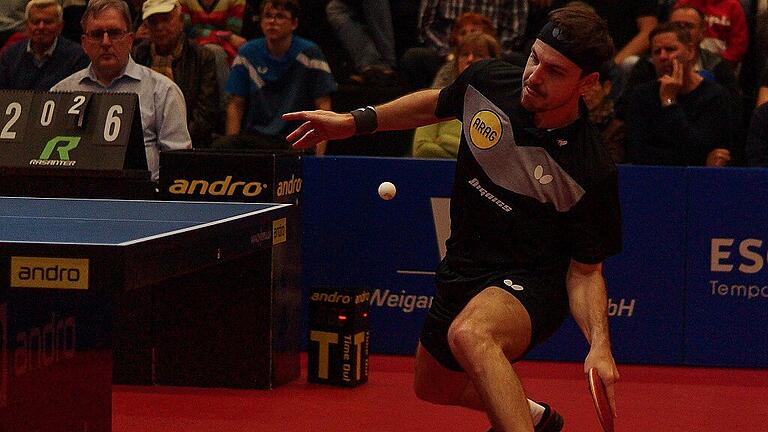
[
  {"xmin": 0, "ymin": 0, "xmax": 88, "ymax": 90},
  {"xmin": 214, "ymin": 0, "xmax": 336, "ymax": 155},
  {"xmin": 52, "ymin": 0, "xmax": 192, "ymax": 181}
]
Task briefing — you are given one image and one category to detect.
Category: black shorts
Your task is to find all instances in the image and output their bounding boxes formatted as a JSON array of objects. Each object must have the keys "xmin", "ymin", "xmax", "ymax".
[{"xmin": 419, "ymin": 262, "xmax": 570, "ymax": 372}]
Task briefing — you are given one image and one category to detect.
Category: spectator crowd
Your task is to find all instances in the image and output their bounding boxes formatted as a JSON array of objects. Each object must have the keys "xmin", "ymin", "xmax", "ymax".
[{"xmin": 1, "ymin": 0, "xmax": 768, "ymax": 168}]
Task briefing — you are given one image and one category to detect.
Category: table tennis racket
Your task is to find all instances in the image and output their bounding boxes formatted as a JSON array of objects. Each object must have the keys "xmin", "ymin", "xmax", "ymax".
[{"xmin": 587, "ymin": 367, "xmax": 615, "ymax": 432}]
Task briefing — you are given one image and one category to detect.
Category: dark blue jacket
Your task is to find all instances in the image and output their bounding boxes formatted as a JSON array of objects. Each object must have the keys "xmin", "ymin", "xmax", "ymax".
[{"xmin": 0, "ymin": 36, "xmax": 89, "ymax": 90}]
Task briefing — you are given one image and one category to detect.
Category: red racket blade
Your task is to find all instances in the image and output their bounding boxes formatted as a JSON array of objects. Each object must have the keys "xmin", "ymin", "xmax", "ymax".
[{"xmin": 588, "ymin": 367, "xmax": 615, "ymax": 432}]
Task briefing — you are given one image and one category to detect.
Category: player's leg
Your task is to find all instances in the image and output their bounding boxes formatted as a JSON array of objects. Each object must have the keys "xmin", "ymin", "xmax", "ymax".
[
  {"xmin": 447, "ymin": 286, "xmax": 536, "ymax": 432},
  {"xmin": 413, "ymin": 342, "xmax": 484, "ymax": 410},
  {"xmin": 415, "ymin": 343, "xmax": 563, "ymax": 431}
]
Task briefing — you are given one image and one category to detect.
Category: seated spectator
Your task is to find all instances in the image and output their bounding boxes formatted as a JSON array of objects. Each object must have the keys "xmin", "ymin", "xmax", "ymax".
[
  {"xmin": 179, "ymin": 0, "xmax": 245, "ymax": 61},
  {"xmin": 412, "ymin": 32, "xmax": 501, "ymax": 159},
  {"xmin": 0, "ymin": 0, "xmax": 28, "ymax": 52},
  {"xmin": 325, "ymin": 0, "xmax": 396, "ymax": 86},
  {"xmin": 0, "ymin": 0, "xmax": 89, "ymax": 90},
  {"xmin": 745, "ymin": 101, "xmax": 768, "ymax": 166},
  {"xmin": 625, "ymin": 22, "xmax": 737, "ymax": 166},
  {"xmin": 215, "ymin": 0, "xmax": 337, "ymax": 155},
  {"xmin": 52, "ymin": 0, "xmax": 192, "ymax": 181},
  {"xmin": 674, "ymin": 0, "xmax": 748, "ymax": 66},
  {"xmin": 133, "ymin": 0, "xmax": 220, "ymax": 148},
  {"xmin": 622, "ymin": 5, "xmax": 740, "ymax": 103},
  {"xmin": 402, "ymin": 0, "xmax": 528, "ymax": 89},
  {"xmin": 179, "ymin": 0, "xmax": 246, "ymax": 108},
  {"xmin": 431, "ymin": 12, "xmax": 497, "ymax": 89}
]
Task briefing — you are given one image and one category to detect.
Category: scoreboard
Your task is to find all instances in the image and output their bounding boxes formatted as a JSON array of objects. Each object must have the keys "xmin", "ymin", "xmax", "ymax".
[{"xmin": 0, "ymin": 90, "xmax": 146, "ymax": 171}]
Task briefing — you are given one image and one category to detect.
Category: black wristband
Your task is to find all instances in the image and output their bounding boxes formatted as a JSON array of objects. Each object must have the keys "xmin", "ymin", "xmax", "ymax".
[{"xmin": 350, "ymin": 105, "xmax": 378, "ymax": 135}]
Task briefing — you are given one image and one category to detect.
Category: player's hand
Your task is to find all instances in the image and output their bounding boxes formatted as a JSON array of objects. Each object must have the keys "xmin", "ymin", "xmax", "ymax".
[
  {"xmin": 282, "ymin": 110, "xmax": 355, "ymax": 150},
  {"xmin": 584, "ymin": 349, "xmax": 620, "ymax": 418},
  {"xmin": 658, "ymin": 57, "xmax": 683, "ymax": 104}
]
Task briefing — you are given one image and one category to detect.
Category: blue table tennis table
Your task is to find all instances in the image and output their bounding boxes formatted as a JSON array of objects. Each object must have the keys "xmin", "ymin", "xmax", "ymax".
[{"xmin": 0, "ymin": 197, "xmax": 302, "ymax": 432}]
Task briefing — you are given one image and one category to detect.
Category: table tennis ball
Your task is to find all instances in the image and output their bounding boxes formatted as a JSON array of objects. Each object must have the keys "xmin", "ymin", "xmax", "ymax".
[{"xmin": 378, "ymin": 181, "xmax": 396, "ymax": 200}]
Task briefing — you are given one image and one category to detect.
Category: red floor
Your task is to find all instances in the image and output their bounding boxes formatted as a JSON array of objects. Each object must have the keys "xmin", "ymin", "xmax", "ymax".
[{"xmin": 113, "ymin": 354, "xmax": 768, "ymax": 431}]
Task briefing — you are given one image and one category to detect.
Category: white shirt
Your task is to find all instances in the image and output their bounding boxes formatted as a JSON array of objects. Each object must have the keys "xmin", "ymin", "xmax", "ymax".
[{"xmin": 51, "ymin": 57, "xmax": 192, "ymax": 181}]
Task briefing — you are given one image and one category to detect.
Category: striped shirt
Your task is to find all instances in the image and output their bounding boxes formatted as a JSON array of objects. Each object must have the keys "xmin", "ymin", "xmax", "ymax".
[{"xmin": 419, "ymin": 0, "xmax": 529, "ymax": 55}]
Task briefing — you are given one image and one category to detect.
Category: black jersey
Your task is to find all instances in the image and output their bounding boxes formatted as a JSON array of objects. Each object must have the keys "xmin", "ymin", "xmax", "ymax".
[{"xmin": 435, "ymin": 59, "xmax": 622, "ymax": 282}]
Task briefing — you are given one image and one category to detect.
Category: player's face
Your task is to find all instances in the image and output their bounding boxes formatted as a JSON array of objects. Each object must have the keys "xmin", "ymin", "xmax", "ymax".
[
  {"xmin": 651, "ymin": 32, "xmax": 694, "ymax": 77},
  {"xmin": 521, "ymin": 40, "xmax": 591, "ymax": 114},
  {"xmin": 81, "ymin": 8, "xmax": 134, "ymax": 81},
  {"xmin": 259, "ymin": 4, "xmax": 297, "ymax": 43},
  {"xmin": 26, "ymin": 5, "xmax": 63, "ymax": 49}
]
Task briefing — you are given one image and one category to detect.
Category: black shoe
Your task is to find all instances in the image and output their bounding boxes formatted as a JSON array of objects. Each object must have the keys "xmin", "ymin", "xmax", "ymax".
[
  {"xmin": 534, "ymin": 402, "xmax": 564, "ymax": 432},
  {"xmin": 484, "ymin": 402, "xmax": 564, "ymax": 432}
]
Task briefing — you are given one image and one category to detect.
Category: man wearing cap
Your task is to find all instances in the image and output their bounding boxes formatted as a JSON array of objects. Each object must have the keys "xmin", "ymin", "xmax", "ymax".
[
  {"xmin": 283, "ymin": 6, "xmax": 622, "ymax": 432},
  {"xmin": 133, "ymin": 0, "xmax": 219, "ymax": 148},
  {"xmin": 0, "ymin": 0, "xmax": 89, "ymax": 90},
  {"xmin": 51, "ymin": 0, "xmax": 191, "ymax": 182}
]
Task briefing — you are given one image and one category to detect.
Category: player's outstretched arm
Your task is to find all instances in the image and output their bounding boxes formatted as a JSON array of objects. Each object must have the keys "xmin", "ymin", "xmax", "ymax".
[
  {"xmin": 566, "ymin": 259, "xmax": 620, "ymax": 417},
  {"xmin": 282, "ymin": 89, "xmax": 444, "ymax": 150}
]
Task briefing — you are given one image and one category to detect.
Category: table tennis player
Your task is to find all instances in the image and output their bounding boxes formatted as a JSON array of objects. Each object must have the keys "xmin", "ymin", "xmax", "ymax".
[{"xmin": 283, "ymin": 5, "xmax": 623, "ymax": 431}]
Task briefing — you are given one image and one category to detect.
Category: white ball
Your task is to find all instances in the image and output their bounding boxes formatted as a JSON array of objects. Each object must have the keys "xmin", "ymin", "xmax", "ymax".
[{"xmin": 378, "ymin": 181, "xmax": 396, "ymax": 200}]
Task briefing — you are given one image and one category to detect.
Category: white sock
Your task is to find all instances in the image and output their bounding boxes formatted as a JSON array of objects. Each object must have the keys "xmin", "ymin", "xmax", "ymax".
[{"xmin": 528, "ymin": 399, "xmax": 546, "ymax": 426}]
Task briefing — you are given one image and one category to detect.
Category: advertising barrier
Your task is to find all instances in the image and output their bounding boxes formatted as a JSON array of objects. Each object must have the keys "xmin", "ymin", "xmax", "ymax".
[
  {"xmin": 684, "ymin": 168, "xmax": 768, "ymax": 367},
  {"xmin": 302, "ymin": 157, "xmax": 768, "ymax": 367}
]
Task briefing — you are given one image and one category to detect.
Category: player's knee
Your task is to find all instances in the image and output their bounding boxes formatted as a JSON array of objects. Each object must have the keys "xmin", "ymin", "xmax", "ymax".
[{"xmin": 447, "ymin": 319, "xmax": 494, "ymax": 361}]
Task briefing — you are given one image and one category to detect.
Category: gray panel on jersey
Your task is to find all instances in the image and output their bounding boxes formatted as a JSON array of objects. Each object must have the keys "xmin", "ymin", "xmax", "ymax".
[{"xmin": 462, "ymin": 85, "xmax": 585, "ymax": 212}]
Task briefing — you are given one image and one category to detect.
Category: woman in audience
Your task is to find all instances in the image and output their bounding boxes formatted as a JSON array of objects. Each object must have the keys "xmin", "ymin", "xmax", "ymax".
[
  {"xmin": 430, "ymin": 12, "xmax": 498, "ymax": 89},
  {"xmin": 412, "ymin": 32, "xmax": 501, "ymax": 159}
]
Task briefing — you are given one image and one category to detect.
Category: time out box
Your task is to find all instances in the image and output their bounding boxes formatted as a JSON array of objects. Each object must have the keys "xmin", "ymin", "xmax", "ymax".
[{"xmin": 308, "ymin": 287, "xmax": 370, "ymax": 387}]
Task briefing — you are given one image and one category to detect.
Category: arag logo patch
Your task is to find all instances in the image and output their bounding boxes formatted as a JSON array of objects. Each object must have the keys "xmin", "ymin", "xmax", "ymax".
[
  {"xmin": 11, "ymin": 257, "xmax": 89, "ymax": 290},
  {"xmin": 469, "ymin": 110, "xmax": 502, "ymax": 149}
]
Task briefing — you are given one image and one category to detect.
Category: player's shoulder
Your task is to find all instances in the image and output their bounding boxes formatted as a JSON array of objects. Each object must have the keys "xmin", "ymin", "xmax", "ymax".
[
  {"xmin": 572, "ymin": 122, "xmax": 618, "ymax": 186},
  {"xmin": 462, "ymin": 59, "xmax": 523, "ymax": 92}
]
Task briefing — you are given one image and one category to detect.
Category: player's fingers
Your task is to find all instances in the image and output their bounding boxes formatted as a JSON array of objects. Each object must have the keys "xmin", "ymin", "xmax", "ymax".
[
  {"xmin": 282, "ymin": 111, "xmax": 310, "ymax": 122},
  {"xmin": 285, "ymin": 121, "xmax": 314, "ymax": 142},
  {"xmin": 291, "ymin": 128, "xmax": 321, "ymax": 149}
]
